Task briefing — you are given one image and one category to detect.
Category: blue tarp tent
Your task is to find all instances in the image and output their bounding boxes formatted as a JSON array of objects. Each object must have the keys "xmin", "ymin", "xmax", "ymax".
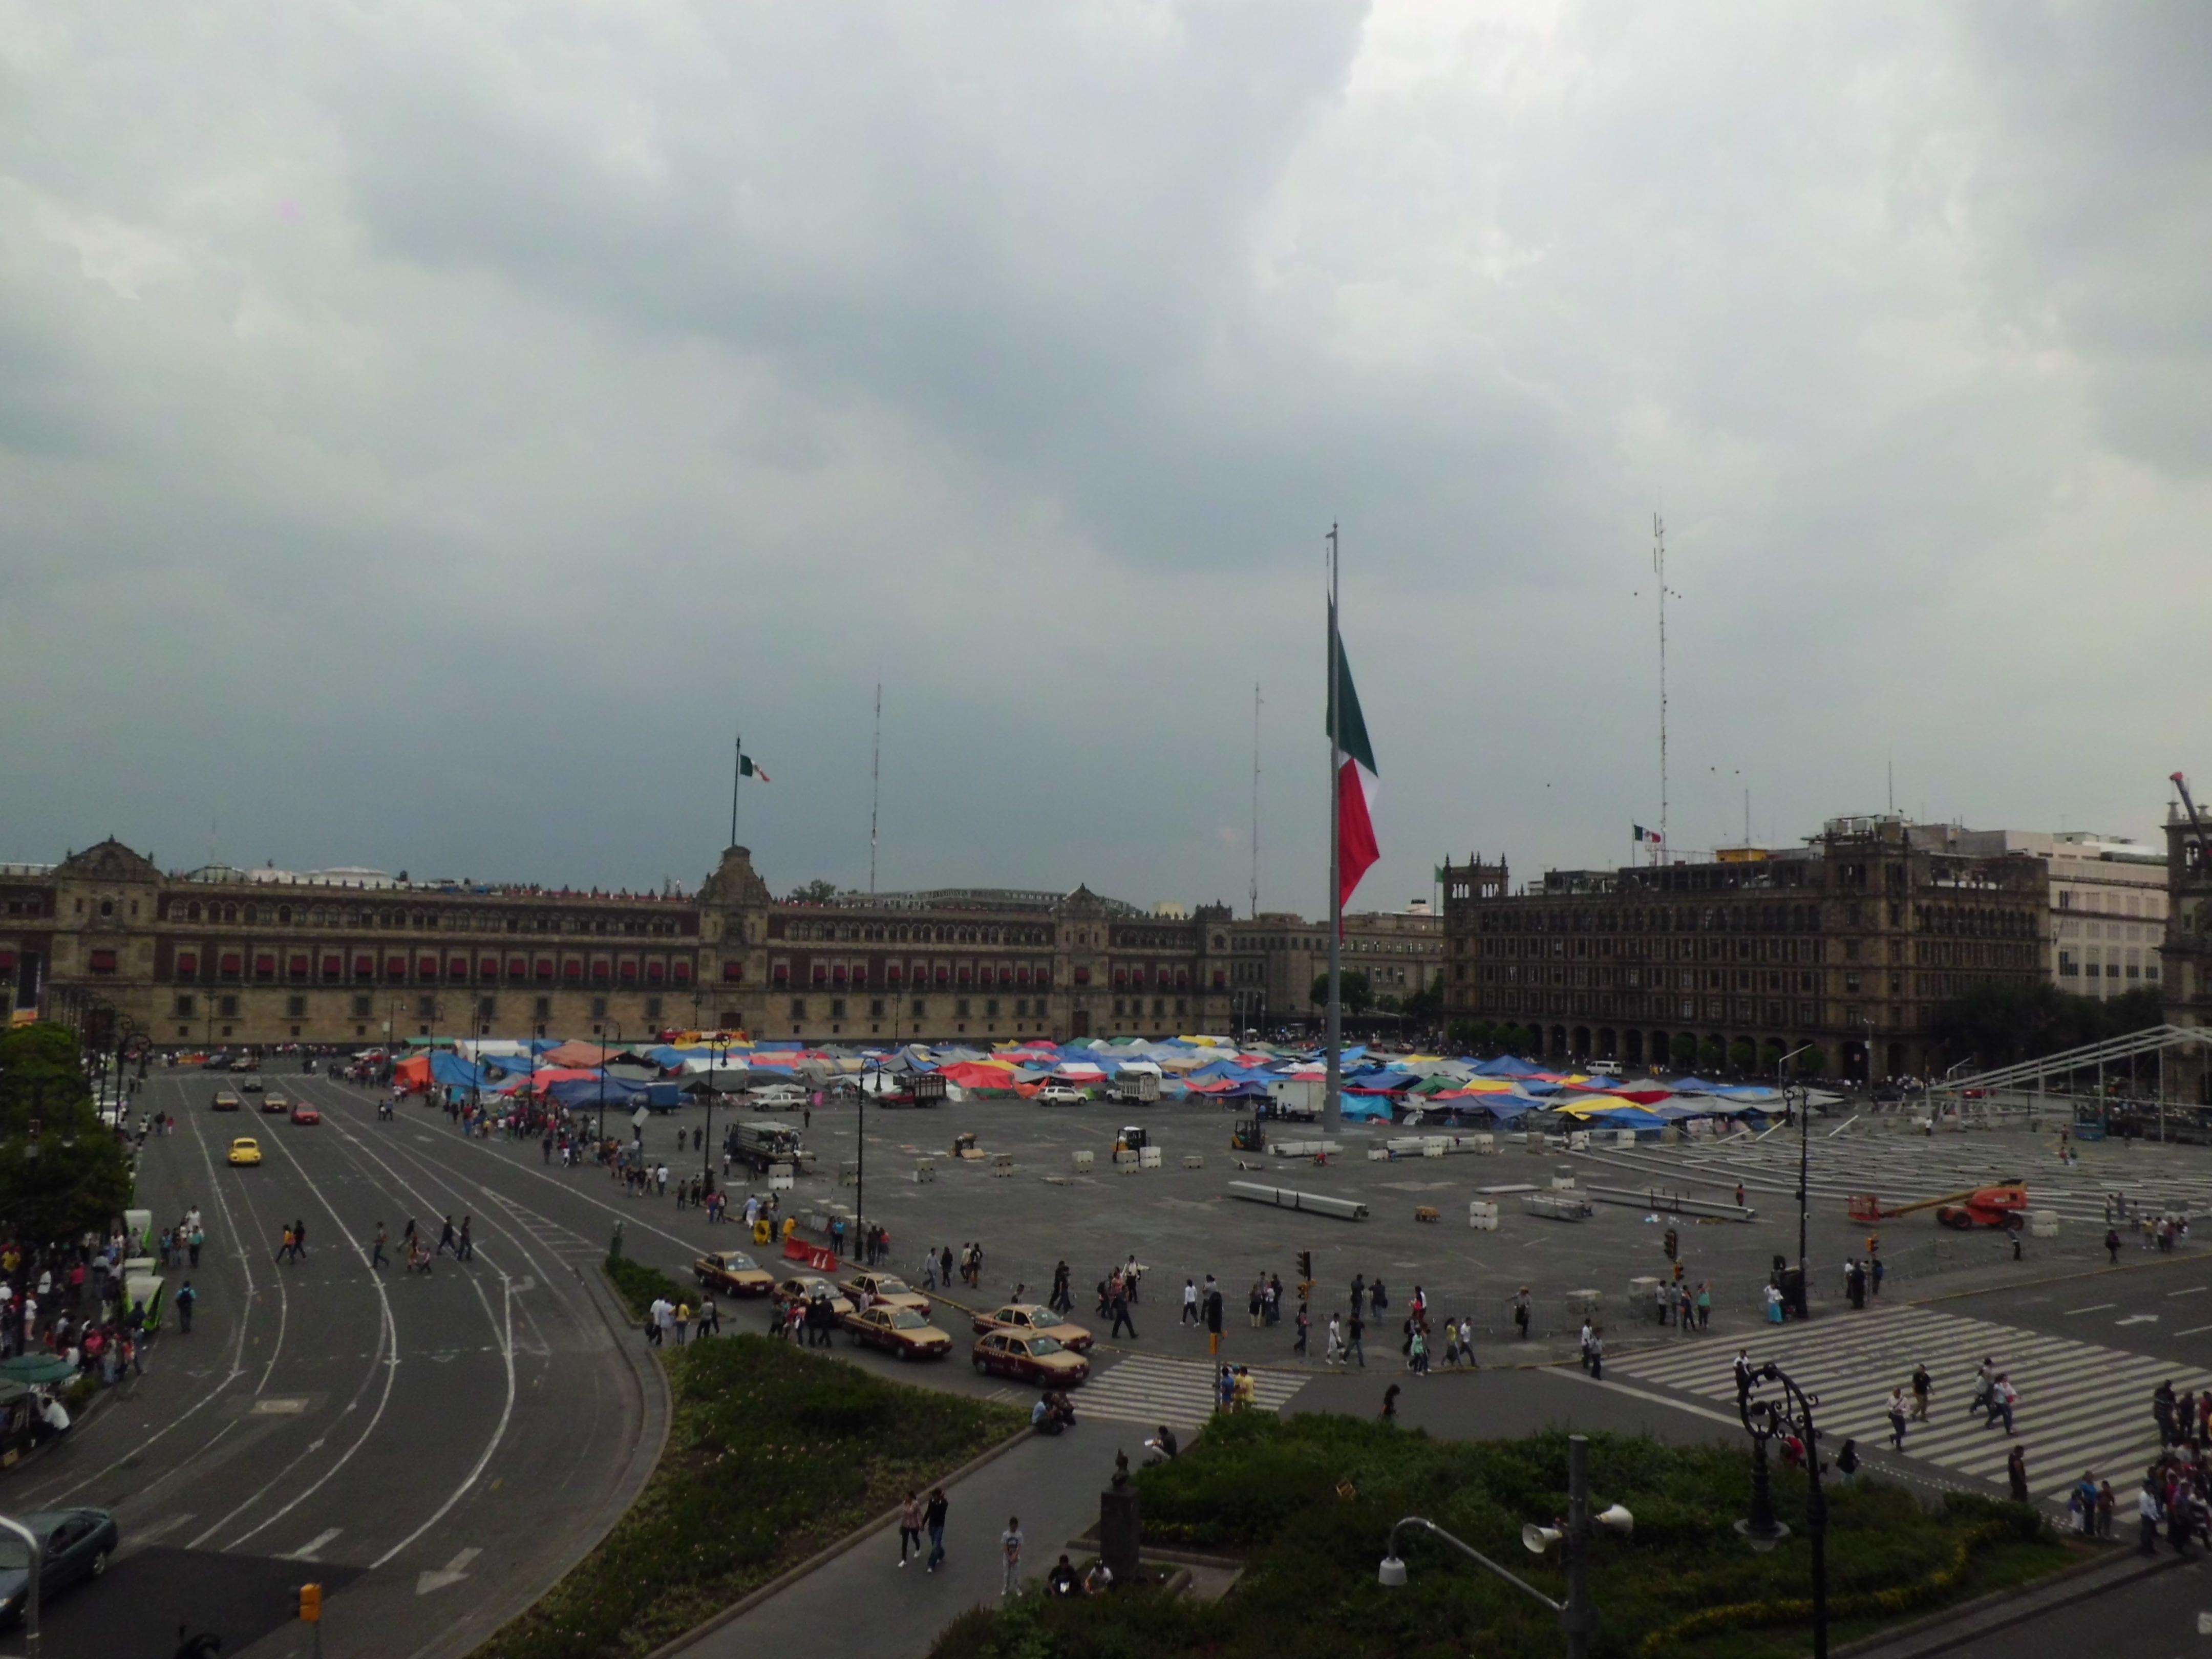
[{"xmin": 1337, "ymin": 1094, "xmax": 1393, "ymax": 1122}]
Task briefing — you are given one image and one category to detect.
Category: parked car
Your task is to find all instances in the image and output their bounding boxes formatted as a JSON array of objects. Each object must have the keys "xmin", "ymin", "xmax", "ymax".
[
  {"xmin": 0, "ymin": 1509, "xmax": 118, "ymax": 1626},
  {"xmin": 844, "ymin": 1305, "xmax": 952, "ymax": 1360},
  {"xmin": 227, "ymin": 1138, "xmax": 263, "ymax": 1166},
  {"xmin": 971, "ymin": 1304, "xmax": 1094, "ymax": 1352},
  {"xmin": 1034, "ymin": 1084, "xmax": 1085, "ymax": 1107},
  {"xmin": 971, "ymin": 1331, "xmax": 1089, "ymax": 1387},
  {"xmin": 289, "ymin": 1104, "xmax": 321, "ymax": 1125},
  {"xmin": 839, "ymin": 1271, "xmax": 931, "ymax": 1317},
  {"xmin": 692, "ymin": 1250, "xmax": 774, "ymax": 1298}
]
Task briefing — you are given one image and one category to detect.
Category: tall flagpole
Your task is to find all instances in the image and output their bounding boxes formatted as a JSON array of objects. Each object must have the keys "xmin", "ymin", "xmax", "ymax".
[
  {"xmin": 730, "ymin": 733, "xmax": 743, "ymax": 848},
  {"xmin": 1326, "ymin": 525, "xmax": 1343, "ymax": 1130}
]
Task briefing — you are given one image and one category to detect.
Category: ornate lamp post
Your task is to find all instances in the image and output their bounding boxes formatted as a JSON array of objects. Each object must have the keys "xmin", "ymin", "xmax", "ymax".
[{"xmin": 1738, "ymin": 1360, "xmax": 1828, "ymax": 1657}]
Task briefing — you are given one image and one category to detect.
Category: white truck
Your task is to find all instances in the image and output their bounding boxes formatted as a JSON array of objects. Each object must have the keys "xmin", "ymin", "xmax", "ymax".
[{"xmin": 1112, "ymin": 1070, "xmax": 1161, "ymax": 1105}]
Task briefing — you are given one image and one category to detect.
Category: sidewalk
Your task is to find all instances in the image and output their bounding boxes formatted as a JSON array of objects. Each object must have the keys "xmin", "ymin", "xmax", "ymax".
[{"xmin": 668, "ymin": 1432, "xmax": 1109, "ymax": 1659}]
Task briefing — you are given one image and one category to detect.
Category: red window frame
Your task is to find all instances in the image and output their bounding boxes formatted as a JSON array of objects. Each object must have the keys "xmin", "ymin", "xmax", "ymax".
[{"xmin": 176, "ymin": 952, "xmax": 198, "ymax": 977}]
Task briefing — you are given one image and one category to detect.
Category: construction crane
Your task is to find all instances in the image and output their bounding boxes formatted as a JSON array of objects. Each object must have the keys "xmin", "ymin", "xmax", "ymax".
[
  {"xmin": 1849, "ymin": 1184, "xmax": 2029, "ymax": 1228},
  {"xmin": 2174, "ymin": 773, "xmax": 2212, "ymax": 868}
]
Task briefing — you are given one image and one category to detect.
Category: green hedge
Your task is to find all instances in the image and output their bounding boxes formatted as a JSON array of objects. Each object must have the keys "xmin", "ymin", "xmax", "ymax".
[
  {"xmin": 602, "ymin": 1253, "xmax": 685, "ymax": 1324},
  {"xmin": 929, "ymin": 1415, "xmax": 2076, "ymax": 1659},
  {"xmin": 474, "ymin": 1335, "xmax": 1022, "ymax": 1659}
]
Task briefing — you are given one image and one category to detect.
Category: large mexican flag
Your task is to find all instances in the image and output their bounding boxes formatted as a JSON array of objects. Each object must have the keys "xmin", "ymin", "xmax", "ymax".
[{"xmin": 1328, "ymin": 603, "xmax": 1379, "ymax": 909}]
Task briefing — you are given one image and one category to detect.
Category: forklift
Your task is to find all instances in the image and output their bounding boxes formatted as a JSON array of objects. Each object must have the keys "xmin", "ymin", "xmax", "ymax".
[
  {"xmin": 1113, "ymin": 1125, "xmax": 1150, "ymax": 1156},
  {"xmin": 1230, "ymin": 1117, "xmax": 1265, "ymax": 1153}
]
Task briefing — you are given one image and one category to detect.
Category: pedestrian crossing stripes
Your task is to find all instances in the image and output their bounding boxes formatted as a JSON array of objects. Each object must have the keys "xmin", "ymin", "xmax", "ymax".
[
  {"xmin": 1612, "ymin": 1307, "xmax": 2208, "ymax": 1503},
  {"xmin": 1079, "ymin": 1354, "xmax": 1306, "ymax": 1432}
]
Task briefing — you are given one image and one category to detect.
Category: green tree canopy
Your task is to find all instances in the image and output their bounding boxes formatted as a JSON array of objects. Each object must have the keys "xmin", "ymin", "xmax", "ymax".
[
  {"xmin": 786, "ymin": 879, "xmax": 839, "ymax": 904},
  {"xmin": 0, "ymin": 1024, "xmax": 134, "ymax": 1246},
  {"xmin": 1928, "ymin": 981, "xmax": 2163, "ymax": 1070},
  {"xmin": 1308, "ymin": 970, "xmax": 1373, "ymax": 1014}
]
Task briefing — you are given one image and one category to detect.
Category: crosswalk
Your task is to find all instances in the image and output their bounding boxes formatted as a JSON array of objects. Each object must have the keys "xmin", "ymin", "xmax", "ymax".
[
  {"xmin": 1078, "ymin": 1353, "xmax": 1307, "ymax": 1431},
  {"xmin": 1613, "ymin": 1306, "xmax": 2206, "ymax": 1503}
]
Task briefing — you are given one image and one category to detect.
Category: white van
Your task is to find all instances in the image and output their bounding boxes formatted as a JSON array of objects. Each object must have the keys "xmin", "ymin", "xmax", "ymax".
[{"xmin": 1585, "ymin": 1059, "xmax": 1624, "ymax": 1079}]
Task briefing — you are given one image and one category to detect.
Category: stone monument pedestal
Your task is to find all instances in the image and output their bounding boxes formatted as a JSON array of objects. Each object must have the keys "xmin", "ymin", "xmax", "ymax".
[{"xmin": 1099, "ymin": 1484, "xmax": 1140, "ymax": 1583}]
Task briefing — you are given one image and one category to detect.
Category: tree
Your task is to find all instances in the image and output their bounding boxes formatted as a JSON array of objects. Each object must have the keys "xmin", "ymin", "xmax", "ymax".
[
  {"xmin": 1309, "ymin": 970, "xmax": 1374, "ymax": 1014},
  {"xmin": 1698, "ymin": 1034, "xmax": 1726, "ymax": 1072},
  {"xmin": 1927, "ymin": 981, "xmax": 2164, "ymax": 1071},
  {"xmin": 0, "ymin": 1024, "xmax": 133, "ymax": 1246},
  {"xmin": 1400, "ymin": 981, "xmax": 1446, "ymax": 1027},
  {"xmin": 1670, "ymin": 1032, "xmax": 1699, "ymax": 1069},
  {"xmin": 1728, "ymin": 1037, "xmax": 1758, "ymax": 1075},
  {"xmin": 787, "ymin": 879, "xmax": 839, "ymax": 904},
  {"xmin": 1797, "ymin": 1046, "xmax": 1827, "ymax": 1079}
]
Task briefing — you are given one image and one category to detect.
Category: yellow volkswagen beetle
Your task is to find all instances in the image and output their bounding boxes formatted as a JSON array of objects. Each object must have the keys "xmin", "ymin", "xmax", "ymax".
[{"xmin": 227, "ymin": 1137, "xmax": 263, "ymax": 1166}]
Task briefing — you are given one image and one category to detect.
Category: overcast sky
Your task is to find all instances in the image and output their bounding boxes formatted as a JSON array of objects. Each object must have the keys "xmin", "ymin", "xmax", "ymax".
[{"xmin": 5, "ymin": 3, "xmax": 2208, "ymax": 914}]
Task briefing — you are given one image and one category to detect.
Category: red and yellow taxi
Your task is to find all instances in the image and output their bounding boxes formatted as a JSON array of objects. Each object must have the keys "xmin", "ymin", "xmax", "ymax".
[
  {"xmin": 971, "ymin": 1304, "xmax": 1094, "ymax": 1353},
  {"xmin": 839, "ymin": 1271, "xmax": 931, "ymax": 1317},
  {"xmin": 971, "ymin": 1330, "xmax": 1089, "ymax": 1386},
  {"xmin": 771, "ymin": 1276, "xmax": 856, "ymax": 1318},
  {"xmin": 693, "ymin": 1250, "xmax": 775, "ymax": 1298},
  {"xmin": 843, "ymin": 1304, "xmax": 953, "ymax": 1360}
]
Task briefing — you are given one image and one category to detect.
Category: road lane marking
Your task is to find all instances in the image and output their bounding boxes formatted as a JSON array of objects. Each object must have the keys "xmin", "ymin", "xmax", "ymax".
[
  {"xmin": 2169, "ymin": 1287, "xmax": 2210, "ymax": 1298},
  {"xmin": 2178, "ymin": 1325, "xmax": 2212, "ymax": 1337},
  {"xmin": 2116, "ymin": 1314, "xmax": 2160, "ymax": 1326},
  {"xmin": 416, "ymin": 1546, "xmax": 480, "ymax": 1594},
  {"xmin": 251, "ymin": 1398, "xmax": 310, "ymax": 1414},
  {"xmin": 2065, "ymin": 1304, "xmax": 2117, "ymax": 1314},
  {"xmin": 118, "ymin": 1513, "xmax": 196, "ymax": 1556},
  {"xmin": 279, "ymin": 1528, "xmax": 341, "ymax": 1561}
]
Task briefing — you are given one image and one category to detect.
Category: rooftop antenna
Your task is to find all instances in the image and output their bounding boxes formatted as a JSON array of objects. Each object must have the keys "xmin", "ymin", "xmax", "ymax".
[
  {"xmin": 869, "ymin": 683, "xmax": 882, "ymax": 896},
  {"xmin": 1887, "ymin": 757, "xmax": 1895, "ymax": 815},
  {"xmin": 1250, "ymin": 683, "xmax": 1262, "ymax": 919}
]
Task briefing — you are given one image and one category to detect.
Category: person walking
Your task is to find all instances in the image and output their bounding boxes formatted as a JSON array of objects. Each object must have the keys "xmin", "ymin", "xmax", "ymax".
[
  {"xmin": 274, "ymin": 1224, "xmax": 295, "ymax": 1265},
  {"xmin": 1347, "ymin": 1310, "xmax": 1367, "ymax": 1368},
  {"xmin": 437, "ymin": 1216, "xmax": 459, "ymax": 1258},
  {"xmin": 175, "ymin": 1280, "xmax": 196, "ymax": 1334},
  {"xmin": 1325, "ymin": 1312, "xmax": 1344, "ymax": 1365},
  {"xmin": 456, "ymin": 1217, "xmax": 473, "ymax": 1262},
  {"xmin": 898, "ymin": 1491, "xmax": 924, "ymax": 1566},
  {"xmin": 2139, "ymin": 1477, "xmax": 2165, "ymax": 1554},
  {"xmin": 1988, "ymin": 1373, "xmax": 2018, "ymax": 1436},
  {"xmin": 1294, "ymin": 1303, "xmax": 1309, "ymax": 1356},
  {"xmin": 2107, "ymin": 1227, "xmax": 2123, "ymax": 1266},
  {"xmin": 1513, "ymin": 1286, "xmax": 1532, "ymax": 1339},
  {"xmin": 1110, "ymin": 1281, "xmax": 1137, "ymax": 1341},
  {"xmin": 1182, "ymin": 1279, "xmax": 1199, "ymax": 1326},
  {"xmin": 1887, "ymin": 1387, "xmax": 1909, "ymax": 1450},
  {"xmin": 1587, "ymin": 1327, "xmax": 1604, "ymax": 1382},
  {"xmin": 187, "ymin": 1225, "xmax": 203, "ymax": 1269},
  {"xmin": 371, "ymin": 1223, "xmax": 389, "ymax": 1270},
  {"xmin": 291, "ymin": 1219, "xmax": 308, "ymax": 1259},
  {"xmin": 999, "ymin": 1515, "xmax": 1024, "ymax": 1597},
  {"xmin": 1910, "ymin": 1362, "xmax": 1932, "ymax": 1421},
  {"xmin": 1381, "ymin": 1382, "xmax": 1400, "ymax": 1423},
  {"xmin": 2007, "ymin": 1444, "xmax": 2029, "ymax": 1503},
  {"xmin": 2155, "ymin": 1379, "xmax": 2179, "ymax": 1447},
  {"xmin": 925, "ymin": 1487, "xmax": 949, "ymax": 1572},
  {"xmin": 1835, "ymin": 1439, "xmax": 1860, "ymax": 1483}
]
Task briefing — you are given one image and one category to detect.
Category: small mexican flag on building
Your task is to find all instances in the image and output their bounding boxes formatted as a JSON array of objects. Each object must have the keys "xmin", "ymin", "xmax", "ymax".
[
  {"xmin": 1328, "ymin": 602, "xmax": 1379, "ymax": 908},
  {"xmin": 740, "ymin": 753, "xmax": 770, "ymax": 782}
]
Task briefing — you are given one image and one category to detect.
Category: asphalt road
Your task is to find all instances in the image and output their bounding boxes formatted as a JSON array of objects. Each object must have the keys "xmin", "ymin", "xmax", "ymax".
[{"xmin": 1, "ymin": 1062, "xmax": 657, "ymax": 1659}]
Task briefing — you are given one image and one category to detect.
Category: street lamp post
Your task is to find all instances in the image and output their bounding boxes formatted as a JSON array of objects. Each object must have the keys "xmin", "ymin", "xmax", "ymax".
[
  {"xmin": 703, "ymin": 1028, "xmax": 728, "ymax": 1195},
  {"xmin": 1377, "ymin": 1435, "xmax": 1629, "ymax": 1659},
  {"xmin": 597, "ymin": 1021, "xmax": 623, "ymax": 1151},
  {"xmin": 1778, "ymin": 1044, "xmax": 1812, "ymax": 1320},
  {"xmin": 1738, "ymin": 1360, "xmax": 1828, "ymax": 1658}
]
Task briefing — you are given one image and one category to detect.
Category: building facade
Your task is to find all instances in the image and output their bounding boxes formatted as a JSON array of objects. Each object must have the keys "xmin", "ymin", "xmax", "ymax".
[
  {"xmin": 5, "ymin": 841, "xmax": 1242, "ymax": 1049},
  {"xmin": 1905, "ymin": 826, "xmax": 2166, "ymax": 999},
  {"xmin": 2160, "ymin": 799, "xmax": 2212, "ymax": 1103},
  {"xmin": 1224, "ymin": 909, "xmax": 1445, "ymax": 1031},
  {"xmin": 1441, "ymin": 816, "xmax": 2049, "ymax": 1080}
]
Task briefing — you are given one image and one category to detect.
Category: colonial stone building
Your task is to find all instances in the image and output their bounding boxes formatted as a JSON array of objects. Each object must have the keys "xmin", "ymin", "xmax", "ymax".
[
  {"xmin": 1223, "ymin": 909, "xmax": 1444, "ymax": 1031},
  {"xmin": 3, "ymin": 841, "xmax": 1240, "ymax": 1049},
  {"xmin": 1441, "ymin": 816, "xmax": 2049, "ymax": 1080},
  {"xmin": 2160, "ymin": 799, "xmax": 2212, "ymax": 1103}
]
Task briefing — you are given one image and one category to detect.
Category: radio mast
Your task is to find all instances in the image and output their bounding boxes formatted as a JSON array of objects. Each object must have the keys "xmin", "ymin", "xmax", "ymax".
[
  {"xmin": 1654, "ymin": 513, "xmax": 1671, "ymax": 861},
  {"xmin": 1250, "ymin": 683, "xmax": 1262, "ymax": 918},
  {"xmin": 868, "ymin": 684, "xmax": 882, "ymax": 895}
]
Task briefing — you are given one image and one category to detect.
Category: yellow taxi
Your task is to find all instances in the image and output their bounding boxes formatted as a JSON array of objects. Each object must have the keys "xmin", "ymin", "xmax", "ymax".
[
  {"xmin": 771, "ymin": 1276, "xmax": 855, "ymax": 1318},
  {"xmin": 972, "ymin": 1330, "xmax": 1090, "ymax": 1386},
  {"xmin": 839, "ymin": 1271, "xmax": 931, "ymax": 1317},
  {"xmin": 843, "ymin": 1304, "xmax": 953, "ymax": 1360},
  {"xmin": 227, "ymin": 1137, "xmax": 263, "ymax": 1166},
  {"xmin": 693, "ymin": 1250, "xmax": 775, "ymax": 1298},
  {"xmin": 971, "ymin": 1304, "xmax": 1094, "ymax": 1353}
]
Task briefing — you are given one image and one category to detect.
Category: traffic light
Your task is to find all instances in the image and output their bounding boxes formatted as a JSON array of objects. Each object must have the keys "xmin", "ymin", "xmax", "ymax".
[
  {"xmin": 1296, "ymin": 1250, "xmax": 1313, "ymax": 1302},
  {"xmin": 299, "ymin": 1583, "xmax": 322, "ymax": 1623},
  {"xmin": 1662, "ymin": 1228, "xmax": 1678, "ymax": 1261}
]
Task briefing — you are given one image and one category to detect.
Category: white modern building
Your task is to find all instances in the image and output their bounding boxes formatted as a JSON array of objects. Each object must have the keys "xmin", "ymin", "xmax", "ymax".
[{"xmin": 1909, "ymin": 826, "xmax": 2166, "ymax": 999}]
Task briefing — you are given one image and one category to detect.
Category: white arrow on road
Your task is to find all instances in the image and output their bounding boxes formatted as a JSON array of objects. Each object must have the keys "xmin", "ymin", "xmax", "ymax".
[
  {"xmin": 416, "ymin": 1547, "xmax": 480, "ymax": 1595},
  {"xmin": 280, "ymin": 1528, "xmax": 341, "ymax": 1562},
  {"xmin": 2116, "ymin": 1314, "xmax": 2160, "ymax": 1326}
]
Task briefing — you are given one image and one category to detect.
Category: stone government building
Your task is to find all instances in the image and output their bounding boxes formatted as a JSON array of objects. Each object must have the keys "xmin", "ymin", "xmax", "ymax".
[
  {"xmin": 1441, "ymin": 815, "xmax": 2051, "ymax": 1081},
  {"xmin": 6, "ymin": 840, "xmax": 1425, "ymax": 1049}
]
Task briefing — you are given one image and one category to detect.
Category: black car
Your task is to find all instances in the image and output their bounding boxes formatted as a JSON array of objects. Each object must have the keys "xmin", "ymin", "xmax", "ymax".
[{"xmin": 0, "ymin": 1508, "xmax": 118, "ymax": 1624}]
